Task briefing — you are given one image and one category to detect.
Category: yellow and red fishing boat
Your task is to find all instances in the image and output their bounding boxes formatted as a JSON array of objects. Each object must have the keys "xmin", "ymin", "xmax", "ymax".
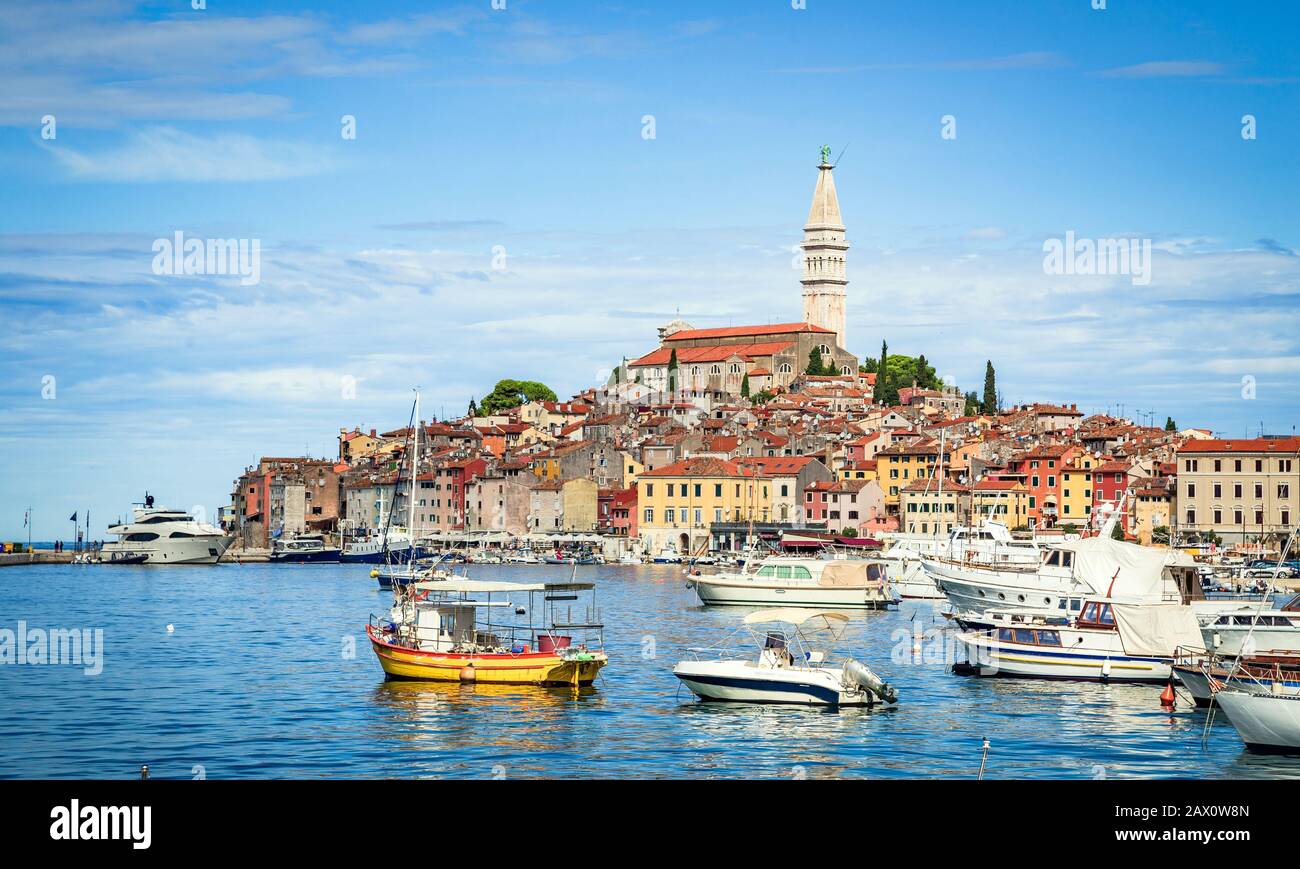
[{"xmin": 367, "ymin": 577, "xmax": 607, "ymax": 686}]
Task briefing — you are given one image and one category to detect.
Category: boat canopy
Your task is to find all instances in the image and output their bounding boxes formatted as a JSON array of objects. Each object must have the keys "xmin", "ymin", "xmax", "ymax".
[
  {"xmin": 411, "ymin": 579, "xmax": 548, "ymax": 593},
  {"xmin": 1112, "ymin": 603, "xmax": 1205, "ymax": 657},
  {"xmin": 818, "ymin": 561, "xmax": 885, "ymax": 586},
  {"xmin": 1057, "ymin": 537, "xmax": 1194, "ymax": 601},
  {"xmin": 743, "ymin": 608, "xmax": 850, "ymax": 626}
]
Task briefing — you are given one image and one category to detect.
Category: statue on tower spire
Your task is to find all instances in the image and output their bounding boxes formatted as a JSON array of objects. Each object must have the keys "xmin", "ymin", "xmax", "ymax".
[{"xmin": 819, "ymin": 144, "xmax": 832, "ymax": 165}]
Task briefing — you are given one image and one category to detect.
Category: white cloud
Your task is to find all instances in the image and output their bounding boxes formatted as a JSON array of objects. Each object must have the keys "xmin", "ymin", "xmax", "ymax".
[{"xmin": 48, "ymin": 127, "xmax": 341, "ymax": 182}]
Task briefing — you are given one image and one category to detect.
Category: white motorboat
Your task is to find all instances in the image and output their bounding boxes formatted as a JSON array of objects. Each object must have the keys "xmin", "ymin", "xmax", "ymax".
[
  {"xmin": 270, "ymin": 533, "xmax": 340, "ymax": 563},
  {"xmin": 101, "ymin": 495, "xmax": 232, "ymax": 565},
  {"xmin": 673, "ymin": 609, "xmax": 898, "ymax": 707},
  {"xmin": 1199, "ymin": 594, "xmax": 1300, "ymax": 656},
  {"xmin": 689, "ymin": 555, "xmax": 897, "ymax": 610},
  {"xmin": 1215, "ymin": 690, "xmax": 1300, "ymax": 751},
  {"xmin": 954, "ymin": 597, "xmax": 1205, "ymax": 683},
  {"xmin": 927, "ymin": 535, "xmax": 1203, "ymax": 616},
  {"xmin": 616, "ymin": 552, "xmax": 643, "ymax": 565}
]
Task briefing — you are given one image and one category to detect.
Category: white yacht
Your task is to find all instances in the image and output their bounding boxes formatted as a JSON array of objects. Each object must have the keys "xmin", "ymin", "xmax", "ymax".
[
  {"xmin": 688, "ymin": 555, "xmax": 897, "ymax": 609},
  {"xmin": 1215, "ymin": 691, "xmax": 1300, "ymax": 751},
  {"xmin": 101, "ymin": 495, "xmax": 232, "ymax": 565},
  {"xmin": 926, "ymin": 536, "xmax": 1203, "ymax": 616},
  {"xmin": 1199, "ymin": 595, "xmax": 1300, "ymax": 656},
  {"xmin": 882, "ymin": 520, "xmax": 1040, "ymax": 600}
]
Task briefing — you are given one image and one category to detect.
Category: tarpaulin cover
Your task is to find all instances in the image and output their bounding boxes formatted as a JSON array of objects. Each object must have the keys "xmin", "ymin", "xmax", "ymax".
[{"xmin": 1112, "ymin": 603, "xmax": 1205, "ymax": 656}]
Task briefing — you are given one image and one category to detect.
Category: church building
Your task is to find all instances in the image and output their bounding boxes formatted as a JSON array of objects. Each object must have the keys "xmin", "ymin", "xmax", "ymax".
[{"xmin": 628, "ymin": 150, "xmax": 858, "ymax": 395}]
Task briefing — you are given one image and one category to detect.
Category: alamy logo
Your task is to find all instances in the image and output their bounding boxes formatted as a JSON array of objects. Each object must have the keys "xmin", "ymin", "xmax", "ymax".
[
  {"xmin": 1042, "ymin": 230, "xmax": 1151, "ymax": 286},
  {"xmin": 0, "ymin": 621, "xmax": 103, "ymax": 675},
  {"xmin": 152, "ymin": 231, "xmax": 261, "ymax": 286},
  {"xmin": 50, "ymin": 800, "xmax": 151, "ymax": 850}
]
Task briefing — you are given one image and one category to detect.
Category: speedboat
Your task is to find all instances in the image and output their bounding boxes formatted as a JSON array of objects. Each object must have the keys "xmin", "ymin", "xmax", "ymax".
[
  {"xmin": 367, "ymin": 577, "xmax": 607, "ymax": 686},
  {"xmin": 689, "ymin": 555, "xmax": 897, "ymax": 609},
  {"xmin": 673, "ymin": 609, "xmax": 897, "ymax": 707},
  {"xmin": 953, "ymin": 597, "xmax": 1205, "ymax": 682},
  {"xmin": 1214, "ymin": 690, "xmax": 1300, "ymax": 752},
  {"xmin": 101, "ymin": 494, "xmax": 232, "ymax": 565},
  {"xmin": 270, "ymin": 534, "xmax": 340, "ymax": 563}
]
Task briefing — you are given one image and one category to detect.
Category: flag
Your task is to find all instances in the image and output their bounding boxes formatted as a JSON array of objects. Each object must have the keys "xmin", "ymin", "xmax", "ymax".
[
  {"xmin": 23, "ymin": 510, "xmax": 29, "ymax": 527},
  {"xmin": 69, "ymin": 512, "xmax": 77, "ymax": 522}
]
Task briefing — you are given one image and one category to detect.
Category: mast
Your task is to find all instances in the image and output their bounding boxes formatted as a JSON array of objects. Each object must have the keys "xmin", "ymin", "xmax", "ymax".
[
  {"xmin": 935, "ymin": 427, "xmax": 945, "ymax": 541},
  {"xmin": 409, "ymin": 389, "xmax": 421, "ymax": 537}
]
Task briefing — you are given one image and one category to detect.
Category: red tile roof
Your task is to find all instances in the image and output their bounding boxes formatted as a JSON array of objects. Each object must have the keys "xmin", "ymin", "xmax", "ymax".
[
  {"xmin": 665, "ymin": 322, "xmax": 834, "ymax": 342},
  {"xmin": 1178, "ymin": 437, "xmax": 1300, "ymax": 454},
  {"xmin": 629, "ymin": 341, "xmax": 795, "ymax": 367}
]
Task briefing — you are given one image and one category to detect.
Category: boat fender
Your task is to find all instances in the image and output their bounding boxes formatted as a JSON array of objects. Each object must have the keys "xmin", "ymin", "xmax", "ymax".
[
  {"xmin": 459, "ymin": 665, "xmax": 476, "ymax": 682},
  {"xmin": 843, "ymin": 657, "xmax": 898, "ymax": 704}
]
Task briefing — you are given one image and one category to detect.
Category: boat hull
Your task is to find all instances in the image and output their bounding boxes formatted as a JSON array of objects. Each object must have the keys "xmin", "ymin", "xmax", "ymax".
[
  {"xmin": 270, "ymin": 548, "xmax": 341, "ymax": 563},
  {"xmin": 101, "ymin": 535, "xmax": 232, "ymax": 565},
  {"xmin": 955, "ymin": 632, "xmax": 1171, "ymax": 682},
  {"xmin": 692, "ymin": 577, "xmax": 894, "ymax": 609},
  {"xmin": 1215, "ymin": 691, "xmax": 1300, "ymax": 751},
  {"xmin": 672, "ymin": 661, "xmax": 875, "ymax": 706},
  {"xmin": 925, "ymin": 559, "xmax": 1079, "ymax": 614},
  {"xmin": 367, "ymin": 626, "xmax": 606, "ymax": 686},
  {"xmin": 887, "ymin": 558, "xmax": 945, "ymax": 600}
]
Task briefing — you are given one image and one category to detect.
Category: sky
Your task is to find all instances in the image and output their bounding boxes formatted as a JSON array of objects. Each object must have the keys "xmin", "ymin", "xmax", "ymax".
[{"xmin": 1, "ymin": 0, "xmax": 1297, "ymax": 539}]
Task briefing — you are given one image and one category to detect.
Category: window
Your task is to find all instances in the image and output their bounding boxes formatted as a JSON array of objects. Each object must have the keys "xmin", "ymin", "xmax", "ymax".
[
  {"xmin": 694, "ymin": 483, "xmax": 702, "ymax": 498},
  {"xmin": 715, "ymin": 484, "xmax": 722, "ymax": 497},
  {"xmin": 1186, "ymin": 509, "xmax": 1195, "ymax": 524},
  {"xmin": 646, "ymin": 484, "xmax": 654, "ymax": 497},
  {"xmin": 665, "ymin": 508, "xmax": 675, "ymax": 523},
  {"xmin": 644, "ymin": 508, "xmax": 653, "ymax": 523},
  {"xmin": 1187, "ymin": 483, "xmax": 1195, "ymax": 498}
]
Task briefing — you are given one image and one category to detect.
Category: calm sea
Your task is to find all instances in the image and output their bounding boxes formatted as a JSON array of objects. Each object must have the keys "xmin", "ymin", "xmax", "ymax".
[{"xmin": 1, "ymin": 562, "xmax": 1297, "ymax": 779}]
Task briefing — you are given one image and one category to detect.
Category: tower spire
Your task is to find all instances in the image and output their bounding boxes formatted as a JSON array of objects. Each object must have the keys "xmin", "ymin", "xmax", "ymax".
[{"xmin": 801, "ymin": 146, "xmax": 848, "ymax": 349}]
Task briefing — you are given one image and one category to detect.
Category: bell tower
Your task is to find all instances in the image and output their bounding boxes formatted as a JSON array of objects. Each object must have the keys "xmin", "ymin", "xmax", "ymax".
[{"xmin": 800, "ymin": 146, "xmax": 848, "ymax": 349}]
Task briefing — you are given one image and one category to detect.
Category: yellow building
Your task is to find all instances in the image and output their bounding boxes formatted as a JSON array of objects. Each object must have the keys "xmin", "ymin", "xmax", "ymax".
[
  {"xmin": 1132, "ymin": 481, "xmax": 1175, "ymax": 546},
  {"xmin": 620, "ymin": 451, "xmax": 644, "ymax": 486},
  {"xmin": 838, "ymin": 460, "xmax": 879, "ymax": 483},
  {"xmin": 636, "ymin": 457, "xmax": 771, "ymax": 557},
  {"xmin": 878, "ymin": 441, "xmax": 946, "ymax": 515},
  {"xmin": 1058, "ymin": 463, "xmax": 1094, "ymax": 528},
  {"xmin": 971, "ymin": 480, "xmax": 1031, "ymax": 529}
]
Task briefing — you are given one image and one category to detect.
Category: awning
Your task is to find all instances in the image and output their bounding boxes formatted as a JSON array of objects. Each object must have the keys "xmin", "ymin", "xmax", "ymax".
[
  {"xmin": 743, "ymin": 608, "xmax": 850, "ymax": 626},
  {"xmin": 1112, "ymin": 603, "xmax": 1205, "ymax": 657}
]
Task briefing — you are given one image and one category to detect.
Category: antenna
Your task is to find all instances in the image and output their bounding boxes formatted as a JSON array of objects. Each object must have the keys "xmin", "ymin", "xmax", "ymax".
[{"xmin": 833, "ymin": 143, "xmax": 850, "ymax": 166}]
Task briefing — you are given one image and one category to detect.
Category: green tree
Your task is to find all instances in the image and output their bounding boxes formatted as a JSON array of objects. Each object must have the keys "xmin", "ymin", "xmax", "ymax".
[
  {"xmin": 751, "ymin": 389, "xmax": 776, "ymax": 404},
  {"xmin": 981, "ymin": 360, "xmax": 998, "ymax": 414},
  {"xmin": 668, "ymin": 349, "xmax": 679, "ymax": 393},
  {"xmin": 806, "ymin": 347, "xmax": 835, "ymax": 376},
  {"xmin": 1165, "ymin": 416, "xmax": 1177, "ymax": 431},
  {"xmin": 478, "ymin": 379, "xmax": 557, "ymax": 416},
  {"xmin": 1111, "ymin": 522, "xmax": 1126, "ymax": 541},
  {"xmin": 467, "ymin": 398, "xmax": 478, "ymax": 418},
  {"xmin": 964, "ymin": 391, "xmax": 981, "ymax": 416},
  {"xmin": 875, "ymin": 339, "xmax": 897, "ymax": 406},
  {"xmin": 740, "ymin": 373, "xmax": 751, "ymax": 398},
  {"xmin": 1152, "ymin": 525, "xmax": 1171, "ymax": 545}
]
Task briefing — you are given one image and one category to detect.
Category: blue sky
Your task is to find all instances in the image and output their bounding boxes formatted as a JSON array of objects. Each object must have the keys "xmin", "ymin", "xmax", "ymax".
[{"xmin": 2, "ymin": 0, "xmax": 1298, "ymax": 538}]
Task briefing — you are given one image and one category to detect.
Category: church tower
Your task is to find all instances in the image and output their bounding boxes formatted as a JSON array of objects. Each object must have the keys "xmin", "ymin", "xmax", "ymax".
[{"xmin": 801, "ymin": 147, "xmax": 848, "ymax": 349}]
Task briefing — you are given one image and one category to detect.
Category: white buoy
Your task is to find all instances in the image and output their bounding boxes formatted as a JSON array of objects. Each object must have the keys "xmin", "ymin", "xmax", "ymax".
[{"xmin": 166, "ymin": 624, "xmax": 174, "ymax": 633}]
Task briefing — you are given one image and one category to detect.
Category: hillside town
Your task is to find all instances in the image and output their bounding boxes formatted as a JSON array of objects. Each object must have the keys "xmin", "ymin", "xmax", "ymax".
[{"xmin": 223, "ymin": 154, "xmax": 1298, "ymax": 562}]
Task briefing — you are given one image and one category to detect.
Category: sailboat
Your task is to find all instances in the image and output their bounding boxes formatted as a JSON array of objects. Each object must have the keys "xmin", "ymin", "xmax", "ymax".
[{"xmin": 368, "ymin": 389, "xmax": 434, "ymax": 587}]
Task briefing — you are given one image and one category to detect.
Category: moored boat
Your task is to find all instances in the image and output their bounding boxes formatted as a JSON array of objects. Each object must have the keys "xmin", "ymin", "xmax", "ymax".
[
  {"xmin": 953, "ymin": 597, "xmax": 1205, "ymax": 683},
  {"xmin": 673, "ymin": 608, "xmax": 897, "ymax": 707},
  {"xmin": 689, "ymin": 555, "xmax": 897, "ymax": 609},
  {"xmin": 367, "ymin": 577, "xmax": 607, "ymax": 686},
  {"xmin": 1214, "ymin": 690, "xmax": 1300, "ymax": 752},
  {"xmin": 270, "ymin": 534, "xmax": 340, "ymax": 563},
  {"xmin": 101, "ymin": 494, "xmax": 232, "ymax": 565}
]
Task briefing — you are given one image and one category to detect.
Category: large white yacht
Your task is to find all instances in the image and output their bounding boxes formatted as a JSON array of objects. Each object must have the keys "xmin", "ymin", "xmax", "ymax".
[
  {"xmin": 101, "ymin": 495, "xmax": 232, "ymax": 565},
  {"xmin": 881, "ymin": 520, "xmax": 1041, "ymax": 599}
]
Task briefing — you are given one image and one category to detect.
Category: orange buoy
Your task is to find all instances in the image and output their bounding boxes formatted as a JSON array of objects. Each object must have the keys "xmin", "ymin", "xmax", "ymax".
[
  {"xmin": 1160, "ymin": 681, "xmax": 1176, "ymax": 706},
  {"xmin": 459, "ymin": 665, "xmax": 476, "ymax": 682}
]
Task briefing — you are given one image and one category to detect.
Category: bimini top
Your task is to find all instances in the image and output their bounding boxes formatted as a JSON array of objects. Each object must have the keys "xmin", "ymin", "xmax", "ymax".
[
  {"xmin": 743, "ymin": 608, "xmax": 850, "ymax": 626},
  {"xmin": 410, "ymin": 579, "xmax": 595, "ymax": 594}
]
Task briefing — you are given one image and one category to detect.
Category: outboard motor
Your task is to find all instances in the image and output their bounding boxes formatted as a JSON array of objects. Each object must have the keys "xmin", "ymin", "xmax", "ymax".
[{"xmin": 842, "ymin": 657, "xmax": 898, "ymax": 704}]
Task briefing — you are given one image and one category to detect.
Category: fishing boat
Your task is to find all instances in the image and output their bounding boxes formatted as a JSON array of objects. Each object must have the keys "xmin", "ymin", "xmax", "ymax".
[
  {"xmin": 953, "ymin": 597, "xmax": 1204, "ymax": 682},
  {"xmin": 689, "ymin": 555, "xmax": 897, "ymax": 609},
  {"xmin": 1214, "ymin": 691, "xmax": 1300, "ymax": 752},
  {"xmin": 367, "ymin": 577, "xmax": 607, "ymax": 686},
  {"xmin": 673, "ymin": 609, "xmax": 897, "ymax": 707},
  {"xmin": 270, "ymin": 534, "xmax": 340, "ymax": 563}
]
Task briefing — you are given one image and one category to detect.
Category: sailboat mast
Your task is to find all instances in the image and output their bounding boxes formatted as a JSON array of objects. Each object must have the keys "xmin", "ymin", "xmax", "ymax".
[{"xmin": 409, "ymin": 389, "xmax": 420, "ymax": 535}]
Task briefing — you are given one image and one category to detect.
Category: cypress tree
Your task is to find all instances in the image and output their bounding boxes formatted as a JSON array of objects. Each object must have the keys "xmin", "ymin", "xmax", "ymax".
[
  {"xmin": 740, "ymin": 373, "xmax": 751, "ymax": 398},
  {"xmin": 981, "ymin": 360, "xmax": 997, "ymax": 414},
  {"xmin": 668, "ymin": 348, "xmax": 679, "ymax": 394},
  {"xmin": 1165, "ymin": 416, "xmax": 1177, "ymax": 432}
]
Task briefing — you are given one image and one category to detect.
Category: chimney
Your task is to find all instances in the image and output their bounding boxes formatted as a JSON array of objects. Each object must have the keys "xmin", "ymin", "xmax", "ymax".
[{"xmin": 369, "ymin": 429, "xmax": 376, "ymax": 438}]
